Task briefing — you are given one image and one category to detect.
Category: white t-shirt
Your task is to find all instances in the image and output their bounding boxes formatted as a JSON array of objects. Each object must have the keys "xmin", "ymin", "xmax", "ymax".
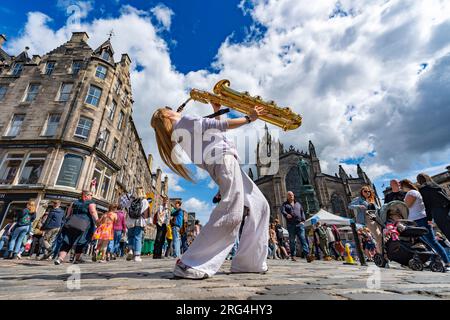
[{"xmin": 406, "ymin": 190, "xmax": 427, "ymax": 221}]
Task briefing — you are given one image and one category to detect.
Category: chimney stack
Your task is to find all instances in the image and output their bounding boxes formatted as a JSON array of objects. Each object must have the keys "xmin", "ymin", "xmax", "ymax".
[
  {"xmin": 0, "ymin": 34, "xmax": 6, "ymax": 48},
  {"xmin": 121, "ymin": 53, "xmax": 131, "ymax": 67},
  {"xmin": 147, "ymin": 154, "xmax": 153, "ymax": 172},
  {"xmin": 70, "ymin": 32, "xmax": 89, "ymax": 43}
]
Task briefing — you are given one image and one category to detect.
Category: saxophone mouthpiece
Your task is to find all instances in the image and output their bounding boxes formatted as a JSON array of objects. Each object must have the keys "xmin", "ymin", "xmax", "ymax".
[{"xmin": 177, "ymin": 98, "xmax": 192, "ymax": 113}]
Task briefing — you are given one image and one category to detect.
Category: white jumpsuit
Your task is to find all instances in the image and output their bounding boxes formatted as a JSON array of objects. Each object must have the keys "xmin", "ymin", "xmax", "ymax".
[{"xmin": 174, "ymin": 115, "xmax": 270, "ymax": 276}]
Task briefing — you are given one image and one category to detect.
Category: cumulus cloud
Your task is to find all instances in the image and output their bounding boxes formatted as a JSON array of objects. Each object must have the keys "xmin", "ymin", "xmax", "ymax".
[
  {"xmin": 164, "ymin": 172, "xmax": 184, "ymax": 192},
  {"xmin": 183, "ymin": 197, "xmax": 213, "ymax": 223},
  {"xmin": 150, "ymin": 3, "xmax": 174, "ymax": 31},
  {"xmin": 6, "ymin": 0, "xmax": 450, "ymax": 197}
]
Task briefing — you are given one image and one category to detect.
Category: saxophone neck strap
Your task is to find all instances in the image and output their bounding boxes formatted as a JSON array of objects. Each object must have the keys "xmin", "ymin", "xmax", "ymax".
[{"xmin": 204, "ymin": 108, "xmax": 230, "ymax": 119}]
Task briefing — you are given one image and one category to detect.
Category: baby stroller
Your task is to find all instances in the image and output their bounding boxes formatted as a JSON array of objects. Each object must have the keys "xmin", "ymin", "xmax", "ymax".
[{"xmin": 372, "ymin": 201, "xmax": 446, "ymax": 272}]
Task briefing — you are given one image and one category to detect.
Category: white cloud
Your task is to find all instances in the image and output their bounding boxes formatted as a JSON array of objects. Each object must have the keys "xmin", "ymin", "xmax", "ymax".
[
  {"xmin": 6, "ymin": 0, "xmax": 450, "ymax": 197},
  {"xmin": 150, "ymin": 3, "xmax": 174, "ymax": 31},
  {"xmin": 164, "ymin": 172, "xmax": 184, "ymax": 192},
  {"xmin": 57, "ymin": 0, "xmax": 94, "ymax": 20},
  {"xmin": 183, "ymin": 197, "xmax": 213, "ymax": 224},
  {"xmin": 207, "ymin": 179, "xmax": 216, "ymax": 189},
  {"xmin": 194, "ymin": 167, "xmax": 209, "ymax": 180}
]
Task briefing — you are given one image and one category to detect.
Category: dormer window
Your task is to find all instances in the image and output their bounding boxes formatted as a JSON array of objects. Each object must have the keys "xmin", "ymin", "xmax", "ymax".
[
  {"xmin": 101, "ymin": 50, "xmax": 110, "ymax": 61},
  {"xmin": 12, "ymin": 63, "xmax": 23, "ymax": 76}
]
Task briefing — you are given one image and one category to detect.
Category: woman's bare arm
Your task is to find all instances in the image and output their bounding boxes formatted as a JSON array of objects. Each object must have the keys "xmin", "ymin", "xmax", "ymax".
[{"xmin": 404, "ymin": 194, "xmax": 416, "ymax": 208}]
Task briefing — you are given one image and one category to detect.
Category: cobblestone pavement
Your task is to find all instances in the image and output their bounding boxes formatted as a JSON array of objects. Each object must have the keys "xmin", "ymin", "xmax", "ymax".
[{"xmin": 0, "ymin": 256, "xmax": 449, "ymax": 300}]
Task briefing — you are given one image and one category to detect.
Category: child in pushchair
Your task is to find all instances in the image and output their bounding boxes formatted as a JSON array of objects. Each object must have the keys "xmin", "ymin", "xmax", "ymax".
[{"xmin": 372, "ymin": 201, "xmax": 446, "ymax": 272}]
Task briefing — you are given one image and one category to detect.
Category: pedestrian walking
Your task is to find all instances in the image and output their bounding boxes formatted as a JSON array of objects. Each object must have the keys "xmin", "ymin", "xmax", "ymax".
[
  {"xmin": 6, "ymin": 200, "xmax": 36, "ymax": 260},
  {"xmin": 417, "ymin": 173, "xmax": 450, "ymax": 240},
  {"xmin": 314, "ymin": 221, "xmax": 332, "ymax": 261},
  {"xmin": 108, "ymin": 204, "xmax": 126, "ymax": 259},
  {"xmin": 165, "ymin": 221, "xmax": 173, "ymax": 258},
  {"xmin": 171, "ymin": 200, "xmax": 184, "ymax": 259},
  {"xmin": 40, "ymin": 200, "xmax": 65, "ymax": 260},
  {"xmin": 324, "ymin": 224, "xmax": 340, "ymax": 260},
  {"xmin": 349, "ymin": 186, "xmax": 382, "ymax": 254},
  {"xmin": 92, "ymin": 204, "xmax": 117, "ymax": 262},
  {"xmin": 401, "ymin": 179, "xmax": 450, "ymax": 267},
  {"xmin": 125, "ymin": 187, "xmax": 150, "ymax": 262},
  {"xmin": 281, "ymin": 191, "xmax": 309, "ymax": 261},
  {"xmin": 153, "ymin": 196, "xmax": 170, "ymax": 259},
  {"xmin": 54, "ymin": 191, "xmax": 99, "ymax": 265}
]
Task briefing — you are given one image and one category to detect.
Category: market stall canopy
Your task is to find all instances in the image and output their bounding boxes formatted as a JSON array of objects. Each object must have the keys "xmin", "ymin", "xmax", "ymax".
[{"xmin": 305, "ymin": 209, "xmax": 353, "ymax": 227}]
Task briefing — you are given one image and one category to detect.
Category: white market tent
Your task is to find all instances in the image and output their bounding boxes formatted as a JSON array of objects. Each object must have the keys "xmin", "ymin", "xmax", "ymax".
[{"xmin": 304, "ymin": 209, "xmax": 352, "ymax": 227}]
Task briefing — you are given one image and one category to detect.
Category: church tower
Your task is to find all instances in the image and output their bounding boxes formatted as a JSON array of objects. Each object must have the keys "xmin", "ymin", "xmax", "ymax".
[
  {"xmin": 257, "ymin": 123, "xmax": 278, "ymax": 177},
  {"xmin": 308, "ymin": 141, "xmax": 321, "ymax": 175}
]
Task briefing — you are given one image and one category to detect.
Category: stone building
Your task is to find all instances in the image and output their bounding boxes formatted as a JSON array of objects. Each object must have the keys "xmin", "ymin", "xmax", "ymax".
[
  {"xmin": 251, "ymin": 125, "xmax": 380, "ymax": 223},
  {"xmin": 0, "ymin": 32, "xmax": 167, "ymax": 226}
]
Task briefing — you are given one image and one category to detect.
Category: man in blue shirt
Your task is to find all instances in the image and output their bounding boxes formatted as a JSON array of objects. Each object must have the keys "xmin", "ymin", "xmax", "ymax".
[
  {"xmin": 40, "ymin": 200, "xmax": 65, "ymax": 259},
  {"xmin": 171, "ymin": 200, "xmax": 184, "ymax": 258},
  {"xmin": 281, "ymin": 191, "xmax": 309, "ymax": 261}
]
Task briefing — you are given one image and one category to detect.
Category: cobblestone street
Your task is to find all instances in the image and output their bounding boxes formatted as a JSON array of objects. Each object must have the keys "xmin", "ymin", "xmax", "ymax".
[{"xmin": 1, "ymin": 256, "xmax": 450, "ymax": 300}]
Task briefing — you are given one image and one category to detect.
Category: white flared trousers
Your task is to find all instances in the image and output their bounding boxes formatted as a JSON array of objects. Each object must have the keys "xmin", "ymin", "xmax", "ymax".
[{"xmin": 180, "ymin": 155, "xmax": 270, "ymax": 276}]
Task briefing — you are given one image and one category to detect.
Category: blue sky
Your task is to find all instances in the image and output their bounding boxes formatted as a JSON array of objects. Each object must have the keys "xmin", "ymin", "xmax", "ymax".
[
  {"xmin": 0, "ymin": 0, "xmax": 254, "ymax": 73},
  {"xmin": 2, "ymin": 1, "xmax": 450, "ymax": 223}
]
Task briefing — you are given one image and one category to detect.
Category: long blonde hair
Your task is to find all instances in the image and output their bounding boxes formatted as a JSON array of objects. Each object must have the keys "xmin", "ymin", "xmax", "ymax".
[
  {"xmin": 27, "ymin": 200, "xmax": 36, "ymax": 213},
  {"xmin": 151, "ymin": 108, "xmax": 193, "ymax": 181}
]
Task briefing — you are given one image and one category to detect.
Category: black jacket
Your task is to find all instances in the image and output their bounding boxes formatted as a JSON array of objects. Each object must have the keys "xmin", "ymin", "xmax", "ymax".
[
  {"xmin": 384, "ymin": 191, "xmax": 406, "ymax": 204},
  {"xmin": 419, "ymin": 183, "xmax": 450, "ymax": 221}
]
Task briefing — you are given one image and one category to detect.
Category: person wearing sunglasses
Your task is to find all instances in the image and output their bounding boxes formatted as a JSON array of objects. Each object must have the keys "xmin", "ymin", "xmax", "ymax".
[{"xmin": 349, "ymin": 186, "xmax": 381, "ymax": 254}]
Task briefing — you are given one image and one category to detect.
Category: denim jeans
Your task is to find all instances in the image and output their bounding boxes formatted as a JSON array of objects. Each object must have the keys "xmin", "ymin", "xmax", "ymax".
[
  {"xmin": 287, "ymin": 223, "xmax": 309, "ymax": 257},
  {"xmin": 0, "ymin": 236, "xmax": 9, "ymax": 257},
  {"xmin": 172, "ymin": 226, "xmax": 181, "ymax": 258},
  {"xmin": 127, "ymin": 226, "xmax": 143, "ymax": 256},
  {"xmin": 8, "ymin": 225, "xmax": 29, "ymax": 254},
  {"xmin": 230, "ymin": 237, "xmax": 239, "ymax": 257},
  {"xmin": 415, "ymin": 217, "xmax": 450, "ymax": 264},
  {"xmin": 108, "ymin": 230, "xmax": 122, "ymax": 255},
  {"xmin": 52, "ymin": 230, "xmax": 64, "ymax": 258}
]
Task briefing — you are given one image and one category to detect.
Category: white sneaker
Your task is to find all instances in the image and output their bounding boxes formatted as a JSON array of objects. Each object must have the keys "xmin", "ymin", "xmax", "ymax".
[
  {"xmin": 134, "ymin": 256, "xmax": 142, "ymax": 262},
  {"xmin": 173, "ymin": 259, "xmax": 209, "ymax": 280}
]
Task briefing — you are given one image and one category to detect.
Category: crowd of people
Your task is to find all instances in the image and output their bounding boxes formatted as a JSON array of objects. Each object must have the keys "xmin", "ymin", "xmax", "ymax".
[
  {"xmin": 262, "ymin": 171, "xmax": 450, "ymax": 266},
  {"xmin": 347, "ymin": 173, "xmax": 450, "ymax": 268},
  {"xmin": 1, "ymin": 170, "xmax": 449, "ymax": 274},
  {"xmin": 0, "ymin": 189, "xmax": 201, "ymax": 265}
]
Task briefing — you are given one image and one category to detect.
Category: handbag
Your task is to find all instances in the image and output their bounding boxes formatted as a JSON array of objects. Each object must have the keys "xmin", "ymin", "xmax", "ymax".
[{"xmin": 65, "ymin": 214, "xmax": 90, "ymax": 232}]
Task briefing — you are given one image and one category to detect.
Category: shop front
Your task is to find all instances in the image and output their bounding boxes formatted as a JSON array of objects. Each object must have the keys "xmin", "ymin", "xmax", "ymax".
[{"xmin": 0, "ymin": 192, "xmax": 39, "ymax": 228}]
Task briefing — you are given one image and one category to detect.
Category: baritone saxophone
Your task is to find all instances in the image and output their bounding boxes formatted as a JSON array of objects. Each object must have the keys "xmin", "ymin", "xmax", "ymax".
[{"xmin": 177, "ymin": 80, "xmax": 302, "ymax": 131}]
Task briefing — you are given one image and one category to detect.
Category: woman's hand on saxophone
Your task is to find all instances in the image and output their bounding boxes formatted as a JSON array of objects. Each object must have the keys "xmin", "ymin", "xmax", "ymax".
[
  {"xmin": 226, "ymin": 106, "xmax": 267, "ymax": 129},
  {"xmin": 211, "ymin": 102, "xmax": 221, "ymax": 113},
  {"xmin": 249, "ymin": 106, "xmax": 267, "ymax": 122}
]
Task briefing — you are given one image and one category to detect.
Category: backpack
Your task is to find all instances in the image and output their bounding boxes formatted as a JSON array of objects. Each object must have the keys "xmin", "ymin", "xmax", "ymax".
[{"xmin": 128, "ymin": 198, "xmax": 143, "ymax": 219}]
